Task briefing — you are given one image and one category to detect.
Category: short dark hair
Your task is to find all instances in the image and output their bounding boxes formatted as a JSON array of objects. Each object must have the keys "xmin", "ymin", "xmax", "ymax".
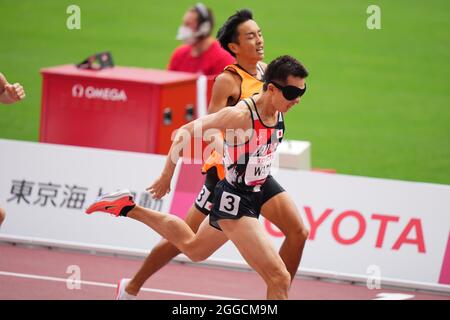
[
  {"xmin": 217, "ymin": 9, "xmax": 253, "ymax": 57},
  {"xmin": 263, "ymin": 55, "xmax": 309, "ymax": 90}
]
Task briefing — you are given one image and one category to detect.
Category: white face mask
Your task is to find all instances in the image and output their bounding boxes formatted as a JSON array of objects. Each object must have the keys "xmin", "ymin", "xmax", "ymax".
[{"xmin": 176, "ymin": 25, "xmax": 197, "ymax": 45}]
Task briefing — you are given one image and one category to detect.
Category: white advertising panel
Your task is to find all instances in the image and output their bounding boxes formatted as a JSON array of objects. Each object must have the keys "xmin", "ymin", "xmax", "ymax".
[
  {"xmin": 1, "ymin": 139, "xmax": 449, "ymax": 292},
  {"xmin": 0, "ymin": 139, "xmax": 176, "ymax": 251}
]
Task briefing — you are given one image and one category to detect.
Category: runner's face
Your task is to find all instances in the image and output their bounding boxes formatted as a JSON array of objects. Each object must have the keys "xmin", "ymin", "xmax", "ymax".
[
  {"xmin": 271, "ymin": 76, "xmax": 306, "ymax": 113},
  {"xmin": 234, "ymin": 20, "xmax": 264, "ymax": 61}
]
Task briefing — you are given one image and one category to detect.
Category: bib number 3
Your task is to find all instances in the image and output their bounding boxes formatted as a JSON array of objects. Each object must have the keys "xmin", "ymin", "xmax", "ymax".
[
  {"xmin": 219, "ymin": 191, "xmax": 241, "ymax": 216},
  {"xmin": 195, "ymin": 185, "xmax": 211, "ymax": 208}
]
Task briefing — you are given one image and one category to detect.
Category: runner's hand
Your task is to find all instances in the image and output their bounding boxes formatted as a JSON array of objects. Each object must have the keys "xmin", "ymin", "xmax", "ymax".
[
  {"xmin": 146, "ymin": 174, "xmax": 171, "ymax": 199},
  {"xmin": 5, "ymin": 83, "xmax": 25, "ymax": 102}
]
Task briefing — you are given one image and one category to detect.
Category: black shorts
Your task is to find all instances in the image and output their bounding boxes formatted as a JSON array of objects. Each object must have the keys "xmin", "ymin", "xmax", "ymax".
[
  {"xmin": 194, "ymin": 169, "xmax": 285, "ymax": 216},
  {"xmin": 209, "ymin": 180, "xmax": 262, "ymax": 231},
  {"xmin": 261, "ymin": 174, "xmax": 285, "ymax": 204},
  {"xmin": 194, "ymin": 167, "xmax": 220, "ymax": 215}
]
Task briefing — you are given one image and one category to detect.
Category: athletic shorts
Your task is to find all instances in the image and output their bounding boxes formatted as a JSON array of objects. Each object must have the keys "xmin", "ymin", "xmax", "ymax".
[
  {"xmin": 194, "ymin": 169, "xmax": 285, "ymax": 216},
  {"xmin": 261, "ymin": 175, "xmax": 285, "ymax": 204},
  {"xmin": 209, "ymin": 179, "xmax": 262, "ymax": 231},
  {"xmin": 194, "ymin": 167, "xmax": 221, "ymax": 215}
]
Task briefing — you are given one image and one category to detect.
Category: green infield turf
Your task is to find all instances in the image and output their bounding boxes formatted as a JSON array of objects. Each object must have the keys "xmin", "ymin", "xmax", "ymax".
[{"xmin": 0, "ymin": 0, "xmax": 449, "ymax": 184}]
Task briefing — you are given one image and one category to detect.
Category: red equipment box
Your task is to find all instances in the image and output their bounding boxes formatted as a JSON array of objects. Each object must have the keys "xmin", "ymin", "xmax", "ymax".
[{"xmin": 40, "ymin": 65, "xmax": 198, "ymax": 154}]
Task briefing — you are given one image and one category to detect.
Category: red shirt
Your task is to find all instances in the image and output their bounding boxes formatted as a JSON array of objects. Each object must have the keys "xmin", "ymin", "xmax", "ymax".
[{"xmin": 168, "ymin": 40, "xmax": 235, "ymax": 76}]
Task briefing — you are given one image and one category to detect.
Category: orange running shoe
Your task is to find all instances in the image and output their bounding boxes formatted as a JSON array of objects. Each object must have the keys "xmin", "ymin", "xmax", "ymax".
[{"xmin": 85, "ymin": 189, "xmax": 135, "ymax": 217}]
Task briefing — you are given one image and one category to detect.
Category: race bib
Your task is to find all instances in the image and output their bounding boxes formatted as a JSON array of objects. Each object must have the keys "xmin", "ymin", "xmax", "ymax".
[
  {"xmin": 245, "ymin": 153, "xmax": 274, "ymax": 186},
  {"xmin": 219, "ymin": 191, "xmax": 241, "ymax": 216},
  {"xmin": 195, "ymin": 185, "xmax": 211, "ymax": 208}
]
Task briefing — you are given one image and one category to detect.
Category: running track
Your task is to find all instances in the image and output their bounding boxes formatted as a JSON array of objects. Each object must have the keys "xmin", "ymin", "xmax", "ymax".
[{"xmin": 0, "ymin": 243, "xmax": 448, "ymax": 300}]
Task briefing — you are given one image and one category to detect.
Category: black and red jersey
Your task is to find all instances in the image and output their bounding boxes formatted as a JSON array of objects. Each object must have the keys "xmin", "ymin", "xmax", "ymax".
[{"xmin": 223, "ymin": 97, "xmax": 285, "ymax": 192}]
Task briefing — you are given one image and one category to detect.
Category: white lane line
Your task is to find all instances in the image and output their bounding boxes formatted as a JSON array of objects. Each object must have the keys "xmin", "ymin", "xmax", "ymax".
[
  {"xmin": 373, "ymin": 293, "xmax": 415, "ymax": 300},
  {"xmin": 0, "ymin": 271, "xmax": 242, "ymax": 300}
]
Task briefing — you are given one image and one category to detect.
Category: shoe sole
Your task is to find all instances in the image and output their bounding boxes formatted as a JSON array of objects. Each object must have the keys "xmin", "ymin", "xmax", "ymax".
[
  {"xmin": 86, "ymin": 189, "xmax": 133, "ymax": 215},
  {"xmin": 97, "ymin": 189, "xmax": 132, "ymax": 202}
]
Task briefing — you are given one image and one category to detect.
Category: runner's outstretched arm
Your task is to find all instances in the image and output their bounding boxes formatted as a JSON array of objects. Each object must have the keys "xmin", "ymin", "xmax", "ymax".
[{"xmin": 147, "ymin": 106, "xmax": 247, "ymax": 199}]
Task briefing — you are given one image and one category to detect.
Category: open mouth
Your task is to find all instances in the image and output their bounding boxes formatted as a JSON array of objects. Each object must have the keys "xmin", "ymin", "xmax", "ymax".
[{"xmin": 256, "ymin": 47, "xmax": 264, "ymax": 55}]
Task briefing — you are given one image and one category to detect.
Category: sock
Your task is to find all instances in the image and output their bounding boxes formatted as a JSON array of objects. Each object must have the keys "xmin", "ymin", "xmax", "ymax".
[{"xmin": 119, "ymin": 203, "xmax": 136, "ymax": 217}]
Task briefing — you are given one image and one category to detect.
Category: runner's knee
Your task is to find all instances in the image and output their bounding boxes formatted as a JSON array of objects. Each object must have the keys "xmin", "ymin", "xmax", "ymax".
[
  {"xmin": 285, "ymin": 228, "xmax": 309, "ymax": 246},
  {"xmin": 268, "ymin": 267, "xmax": 291, "ymax": 292},
  {"xmin": 291, "ymin": 226, "xmax": 309, "ymax": 243},
  {"xmin": 182, "ymin": 241, "xmax": 209, "ymax": 262},
  {"xmin": 283, "ymin": 216, "xmax": 309, "ymax": 244},
  {"xmin": 189, "ymin": 250, "xmax": 210, "ymax": 262}
]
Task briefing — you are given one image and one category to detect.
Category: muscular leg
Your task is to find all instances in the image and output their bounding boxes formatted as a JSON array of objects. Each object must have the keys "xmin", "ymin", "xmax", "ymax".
[
  {"xmin": 125, "ymin": 205, "xmax": 206, "ymax": 295},
  {"xmin": 261, "ymin": 192, "xmax": 309, "ymax": 282},
  {"xmin": 127, "ymin": 205, "xmax": 228, "ymax": 263},
  {"xmin": 218, "ymin": 216, "xmax": 291, "ymax": 300}
]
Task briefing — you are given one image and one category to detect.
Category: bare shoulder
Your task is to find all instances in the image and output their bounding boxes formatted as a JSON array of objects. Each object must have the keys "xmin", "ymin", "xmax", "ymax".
[
  {"xmin": 208, "ymin": 70, "xmax": 241, "ymax": 112},
  {"xmin": 214, "ymin": 71, "xmax": 239, "ymax": 88}
]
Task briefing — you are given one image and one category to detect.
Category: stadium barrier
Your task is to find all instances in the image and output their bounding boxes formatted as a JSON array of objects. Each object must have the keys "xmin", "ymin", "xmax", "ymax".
[{"xmin": 0, "ymin": 138, "xmax": 449, "ymax": 293}]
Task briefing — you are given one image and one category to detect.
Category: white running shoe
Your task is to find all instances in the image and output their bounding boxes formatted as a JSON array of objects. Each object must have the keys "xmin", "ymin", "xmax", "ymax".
[{"xmin": 115, "ymin": 278, "xmax": 137, "ymax": 300}]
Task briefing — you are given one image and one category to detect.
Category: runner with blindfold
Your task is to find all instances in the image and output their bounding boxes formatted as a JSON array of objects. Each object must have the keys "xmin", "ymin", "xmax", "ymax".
[
  {"xmin": 112, "ymin": 9, "xmax": 310, "ymax": 300},
  {"xmin": 87, "ymin": 55, "xmax": 309, "ymax": 300}
]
